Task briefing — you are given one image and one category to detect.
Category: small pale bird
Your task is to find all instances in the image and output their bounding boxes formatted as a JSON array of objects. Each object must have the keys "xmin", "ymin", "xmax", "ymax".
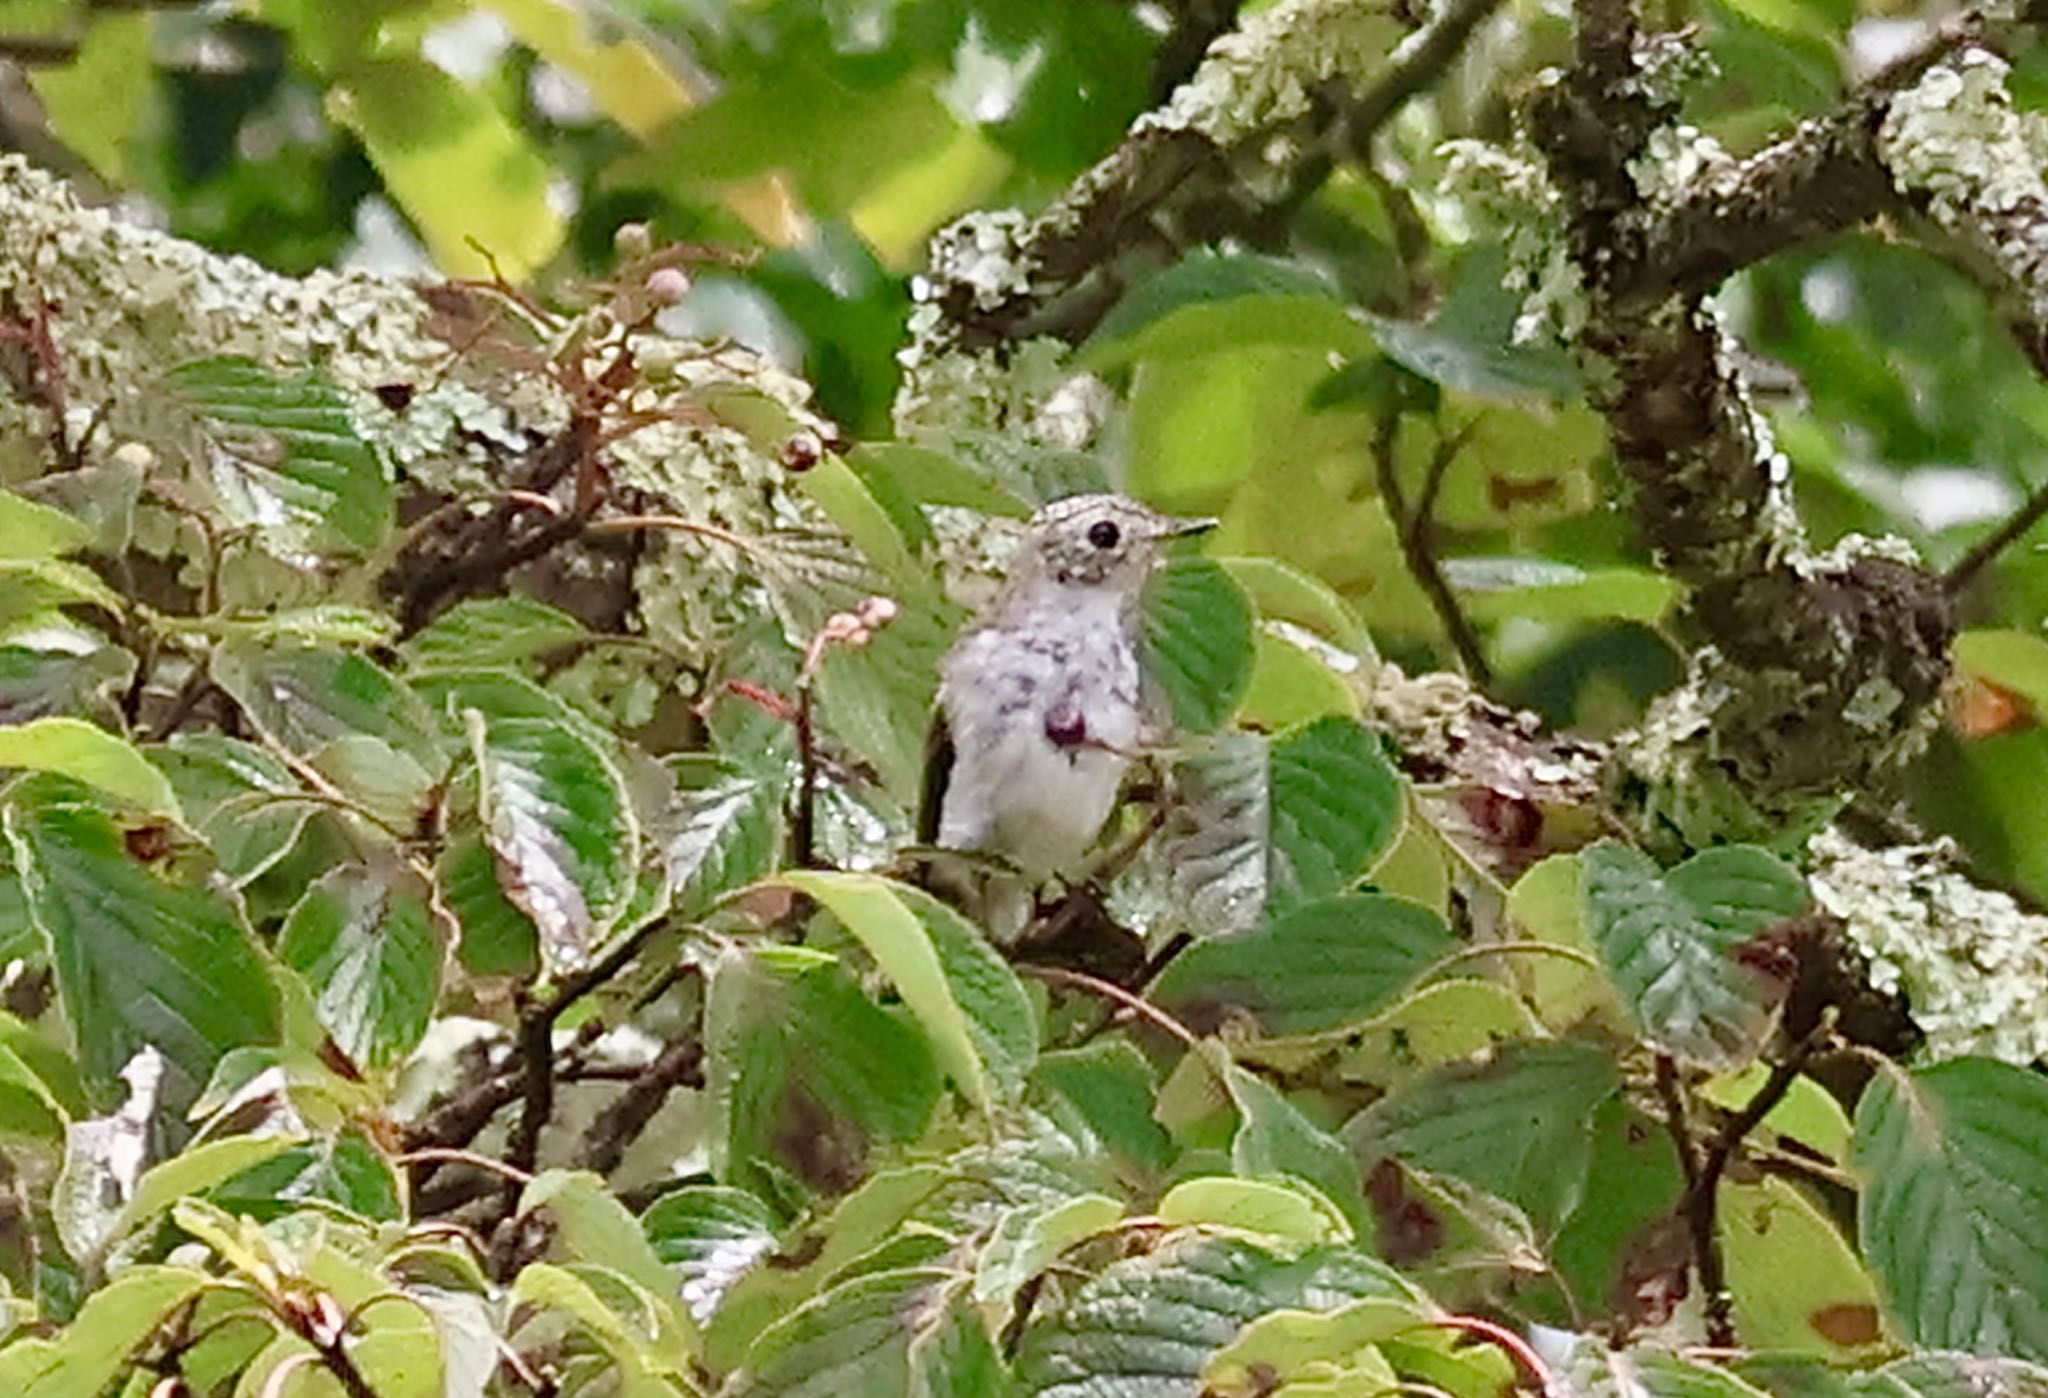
[{"xmin": 921, "ymin": 493, "xmax": 1214, "ymax": 937}]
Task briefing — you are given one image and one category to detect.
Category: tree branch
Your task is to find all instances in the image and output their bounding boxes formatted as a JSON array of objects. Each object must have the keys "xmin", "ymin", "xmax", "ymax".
[{"xmin": 918, "ymin": 0, "xmax": 1507, "ymax": 349}]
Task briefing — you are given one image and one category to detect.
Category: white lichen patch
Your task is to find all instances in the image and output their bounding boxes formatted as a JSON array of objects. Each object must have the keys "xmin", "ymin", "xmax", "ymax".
[
  {"xmin": 1438, "ymin": 137, "xmax": 1585, "ymax": 342},
  {"xmin": 1150, "ymin": 0, "xmax": 1404, "ymax": 145},
  {"xmin": 1809, "ymin": 826, "xmax": 2048, "ymax": 1065},
  {"xmin": 1881, "ymin": 50, "xmax": 2037, "ymax": 214},
  {"xmin": 1880, "ymin": 48, "xmax": 2048, "ymax": 326},
  {"xmin": 0, "ymin": 156, "xmax": 837, "ymax": 664},
  {"xmin": 1628, "ymin": 124, "xmax": 1736, "ymax": 205}
]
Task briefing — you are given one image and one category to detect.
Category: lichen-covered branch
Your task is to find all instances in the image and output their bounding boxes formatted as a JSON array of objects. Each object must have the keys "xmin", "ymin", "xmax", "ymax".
[
  {"xmin": 1609, "ymin": 6, "xmax": 2036, "ymax": 308},
  {"xmin": 1880, "ymin": 45, "xmax": 2048, "ymax": 379},
  {"xmin": 1530, "ymin": 0, "xmax": 1954, "ymax": 825},
  {"xmin": 910, "ymin": 0, "xmax": 1505, "ymax": 356},
  {"xmin": 0, "ymin": 156, "xmax": 830, "ymax": 658}
]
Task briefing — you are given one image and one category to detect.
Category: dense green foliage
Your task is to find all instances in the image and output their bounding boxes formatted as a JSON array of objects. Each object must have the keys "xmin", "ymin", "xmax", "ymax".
[{"xmin": 4, "ymin": 1, "xmax": 2048, "ymax": 1396}]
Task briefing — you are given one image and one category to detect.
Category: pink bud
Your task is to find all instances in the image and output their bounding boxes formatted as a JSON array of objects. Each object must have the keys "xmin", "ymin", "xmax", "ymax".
[{"xmin": 645, "ymin": 267, "xmax": 691, "ymax": 304}]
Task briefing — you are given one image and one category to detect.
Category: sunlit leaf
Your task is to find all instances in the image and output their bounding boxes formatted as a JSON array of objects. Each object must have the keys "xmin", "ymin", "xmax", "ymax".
[{"xmin": 0, "ymin": 717, "xmax": 182, "ymax": 821}]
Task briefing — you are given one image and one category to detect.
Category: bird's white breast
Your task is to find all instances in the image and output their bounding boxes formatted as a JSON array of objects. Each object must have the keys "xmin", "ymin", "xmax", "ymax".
[{"xmin": 936, "ymin": 589, "xmax": 1142, "ymax": 880}]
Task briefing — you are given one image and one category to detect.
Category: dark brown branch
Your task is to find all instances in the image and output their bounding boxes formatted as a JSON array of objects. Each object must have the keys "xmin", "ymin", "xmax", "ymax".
[
  {"xmin": 1678, "ymin": 1027, "xmax": 1827, "ymax": 1350},
  {"xmin": 1376, "ymin": 411, "xmax": 1491, "ymax": 687},
  {"xmin": 1943, "ymin": 479, "xmax": 2048, "ymax": 594},
  {"xmin": 1530, "ymin": 0, "xmax": 1955, "ymax": 807},
  {"xmin": 501, "ymin": 916, "xmax": 677, "ymax": 1185},
  {"xmin": 575, "ymin": 1035, "xmax": 706, "ymax": 1177}
]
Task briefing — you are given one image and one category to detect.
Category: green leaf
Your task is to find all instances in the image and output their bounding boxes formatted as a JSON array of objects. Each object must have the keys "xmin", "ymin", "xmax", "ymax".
[
  {"xmin": 523, "ymin": 1169, "xmax": 682, "ymax": 1304},
  {"xmin": 401, "ymin": 595, "xmax": 588, "ymax": 671},
  {"xmin": 4, "ymin": 777, "xmax": 280, "ymax": 1104},
  {"xmin": 441, "ymin": 832, "xmax": 538, "ymax": 978},
  {"xmin": 150, "ymin": 734, "xmax": 309, "ymax": 885},
  {"xmin": 643, "ymin": 1187, "xmax": 781, "ymax": 1322},
  {"xmin": 0, "ymin": 490, "xmax": 93, "ymax": 560},
  {"xmin": 1163, "ymin": 718, "xmax": 1404, "ymax": 931},
  {"xmin": 4, "ymin": 1265, "xmax": 205, "ymax": 1398},
  {"xmin": 1851, "ymin": 1353, "xmax": 2048, "ymax": 1396},
  {"xmin": 772, "ymin": 871, "xmax": 1036, "ymax": 1108},
  {"xmin": 1545, "ymin": 1093, "xmax": 1687, "ymax": 1321},
  {"xmin": 278, "ymin": 862, "xmax": 440, "ymax": 1070},
  {"xmin": 849, "ymin": 443, "xmax": 1034, "ymax": 519},
  {"xmin": 1012, "ymin": 1232, "xmax": 1413, "ymax": 1395},
  {"xmin": 1157, "ymin": 1176, "xmax": 1348, "ymax": 1243},
  {"xmin": 1152, "ymin": 893, "xmax": 1453, "ymax": 1036},
  {"xmin": 470, "ymin": 712, "xmax": 637, "ymax": 975},
  {"xmin": 704, "ymin": 947, "xmax": 941, "ymax": 1205},
  {"xmin": 1236, "ymin": 628, "xmax": 1363, "ymax": 728},
  {"xmin": 1719, "ymin": 1176, "xmax": 1889, "ymax": 1356},
  {"xmin": 1031, "ymin": 1041, "xmax": 1173, "ymax": 1174},
  {"xmin": 1082, "ymin": 252, "xmax": 1373, "ymax": 372},
  {"xmin": 973, "ymin": 1194, "xmax": 1126, "ymax": 1313},
  {"xmin": 1227, "ymin": 1062, "xmax": 1370, "ymax": 1234},
  {"xmin": 211, "ymin": 642, "xmax": 443, "ymax": 775},
  {"xmin": 166, "ymin": 356, "xmax": 391, "ymax": 551},
  {"xmin": 1447, "ymin": 559, "xmax": 1685, "ymax": 625},
  {"xmin": 1853, "ymin": 1058, "xmax": 2048, "ymax": 1361},
  {"xmin": 1141, "ymin": 556, "xmax": 1256, "ymax": 734},
  {"xmin": 1345, "ymin": 1041, "xmax": 1620, "ymax": 1234},
  {"xmin": 328, "ymin": 56, "xmax": 564, "ymax": 278},
  {"xmin": 1201, "ymin": 1297, "xmax": 1438, "ymax": 1397},
  {"xmin": 0, "ymin": 559, "xmax": 122, "ymax": 621},
  {"xmin": 664, "ymin": 768, "xmax": 785, "ymax": 915},
  {"xmin": 110, "ymin": 1134, "xmax": 303, "ymax": 1253},
  {"xmin": 1219, "ymin": 556, "xmax": 1373, "ymax": 653},
  {"xmin": 731, "ymin": 1268, "xmax": 1007, "ymax": 1397},
  {"xmin": 0, "ymin": 642, "xmax": 133, "ymax": 726},
  {"xmin": 1582, "ymin": 841, "xmax": 1809, "ymax": 1068},
  {"xmin": 1360, "ymin": 247, "xmax": 1583, "ymax": 405},
  {"xmin": 0, "ymin": 717, "xmax": 182, "ymax": 821}
]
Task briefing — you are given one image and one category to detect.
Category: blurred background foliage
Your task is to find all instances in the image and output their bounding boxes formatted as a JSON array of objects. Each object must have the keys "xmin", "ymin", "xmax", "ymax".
[{"xmin": 8, "ymin": 0, "xmax": 2048, "ymax": 901}]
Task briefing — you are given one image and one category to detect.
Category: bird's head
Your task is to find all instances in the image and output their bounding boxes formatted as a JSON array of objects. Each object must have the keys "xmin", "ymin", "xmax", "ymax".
[{"xmin": 1012, "ymin": 493, "xmax": 1215, "ymax": 595}]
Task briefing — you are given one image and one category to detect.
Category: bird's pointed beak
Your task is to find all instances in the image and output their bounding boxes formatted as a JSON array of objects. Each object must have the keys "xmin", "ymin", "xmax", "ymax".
[{"xmin": 1168, "ymin": 516, "xmax": 1219, "ymax": 539}]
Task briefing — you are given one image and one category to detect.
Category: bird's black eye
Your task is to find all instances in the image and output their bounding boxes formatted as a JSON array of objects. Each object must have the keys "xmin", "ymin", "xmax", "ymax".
[{"xmin": 1087, "ymin": 520, "xmax": 1120, "ymax": 549}]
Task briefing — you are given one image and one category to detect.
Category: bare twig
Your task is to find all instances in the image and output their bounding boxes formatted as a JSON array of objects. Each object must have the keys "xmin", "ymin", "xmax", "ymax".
[
  {"xmin": 575, "ymin": 1035, "xmax": 706, "ymax": 1176},
  {"xmin": 1375, "ymin": 410, "xmax": 1491, "ymax": 686},
  {"xmin": 501, "ymin": 916, "xmax": 678, "ymax": 1185},
  {"xmin": 1943, "ymin": 478, "xmax": 2048, "ymax": 593},
  {"xmin": 1678, "ymin": 1024, "xmax": 1830, "ymax": 1349},
  {"xmin": 1017, "ymin": 963, "xmax": 1203, "ymax": 1050}
]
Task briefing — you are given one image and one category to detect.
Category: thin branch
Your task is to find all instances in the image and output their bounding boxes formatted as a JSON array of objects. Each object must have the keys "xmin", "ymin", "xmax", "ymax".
[
  {"xmin": 1678, "ymin": 1023, "xmax": 1830, "ymax": 1349},
  {"xmin": 931, "ymin": 0, "xmax": 1508, "ymax": 345},
  {"xmin": 1943, "ymin": 478, "xmax": 2048, "ymax": 593},
  {"xmin": 1376, "ymin": 410, "xmax": 1492, "ymax": 686},
  {"xmin": 1017, "ymin": 963, "xmax": 1203, "ymax": 1050},
  {"xmin": 1652, "ymin": 1054, "xmax": 1700, "ymax": 1192},
  {"xmin": 574, "ymin": 1034, "xmax": 706, "ymax": 1176},
  {"xmin": 396, "ymin": 1147, "xmax": 535, "ymax": 1186},
  {"xmin": 501, "ymin": 916, "xmax": 677, "ymax": 1185}
]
